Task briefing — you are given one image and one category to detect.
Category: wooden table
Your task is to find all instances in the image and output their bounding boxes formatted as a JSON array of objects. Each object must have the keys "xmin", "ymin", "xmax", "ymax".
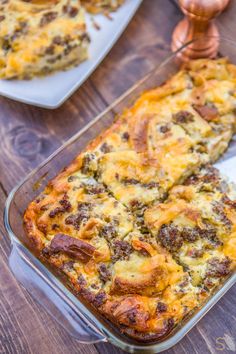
[{"xmin": 0, "ymin": 1, "xmax": 235, "ymax": 353}]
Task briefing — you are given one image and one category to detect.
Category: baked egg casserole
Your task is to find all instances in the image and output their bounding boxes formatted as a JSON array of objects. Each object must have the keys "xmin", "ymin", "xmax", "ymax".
[{"xmin": 24, "ymin": 58, "xmax": 236, "ymax": 342}]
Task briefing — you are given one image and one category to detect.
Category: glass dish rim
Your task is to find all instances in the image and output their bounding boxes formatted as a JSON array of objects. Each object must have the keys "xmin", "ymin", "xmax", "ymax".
[{"xmin": 4, "ymin": 37, "xmax": 236, "ymax": 352}]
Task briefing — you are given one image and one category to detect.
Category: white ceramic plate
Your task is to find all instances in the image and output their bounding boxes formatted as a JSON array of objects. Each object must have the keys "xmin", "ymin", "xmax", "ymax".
[
  {"xmin": 215, "ymin": 155, "xmax": 236, "ymax": 182},
  {"xmin": 0, "ymin": 0, "xmax": 142, "ymax": 109}
]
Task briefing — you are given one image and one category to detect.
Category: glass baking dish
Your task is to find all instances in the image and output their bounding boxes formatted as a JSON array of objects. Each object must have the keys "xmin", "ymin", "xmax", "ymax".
[{"xmin": 4, "ymin": 38, "xmax": 236, "ymax": 353}]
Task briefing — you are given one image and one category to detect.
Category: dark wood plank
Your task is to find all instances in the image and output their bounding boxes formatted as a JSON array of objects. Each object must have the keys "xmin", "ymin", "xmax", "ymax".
[
  {"xmin": 0, "ymin": 80, "xmax": 107, "ymax": 194},
  {"xmin": 217, "ymin": 0, "xmax": 236, "ymax": 41}
]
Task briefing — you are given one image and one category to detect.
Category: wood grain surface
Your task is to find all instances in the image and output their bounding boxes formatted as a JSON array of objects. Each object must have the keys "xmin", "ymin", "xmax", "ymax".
[{"xmin": 0, "ymin": 1, "xmax": 235, "ymax": 353}]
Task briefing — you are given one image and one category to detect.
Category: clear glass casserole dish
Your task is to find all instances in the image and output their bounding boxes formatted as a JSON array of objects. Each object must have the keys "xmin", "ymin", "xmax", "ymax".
[{"xmin": 4, "ymin": 38, "xmax": 236, "ymax": 353}]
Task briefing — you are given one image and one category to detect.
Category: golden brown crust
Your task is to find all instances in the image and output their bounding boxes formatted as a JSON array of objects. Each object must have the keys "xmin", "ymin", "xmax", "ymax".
[
  {"xmin": 128, "ymin": 113, "xmax": 151, "ymax": 153},
  {"xmin": 81, "ymin": 0, "xmax": 124, "ymax": 13},
  {"xmin": 43, "ymin": 233, "xmax": 97, "ymax": 262},
  {"xmin": 0, "ymin": 0, "xmax": 90, "ymax": 79},
  {"xmin": 24, "ymin": 58, "xmax": 236, "ymax": 342},
  {"xmin": 145, "ymin": 166, "xmax": 236, "ymax": 287},
  {"xmin": 1, "ymin": 0, "xmax": 124, "ymax": 79}
]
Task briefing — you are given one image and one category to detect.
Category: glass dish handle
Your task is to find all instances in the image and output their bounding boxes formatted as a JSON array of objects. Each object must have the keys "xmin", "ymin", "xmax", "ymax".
[{"xmin": 9, "ymin": 242, "xmax": 107, "ymax": 344}]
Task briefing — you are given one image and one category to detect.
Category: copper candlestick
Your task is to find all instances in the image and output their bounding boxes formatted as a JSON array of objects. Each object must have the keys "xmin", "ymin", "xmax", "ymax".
[{"xmin": 171, "ymin": 0, "xmax": 230, "ymax": 62}]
